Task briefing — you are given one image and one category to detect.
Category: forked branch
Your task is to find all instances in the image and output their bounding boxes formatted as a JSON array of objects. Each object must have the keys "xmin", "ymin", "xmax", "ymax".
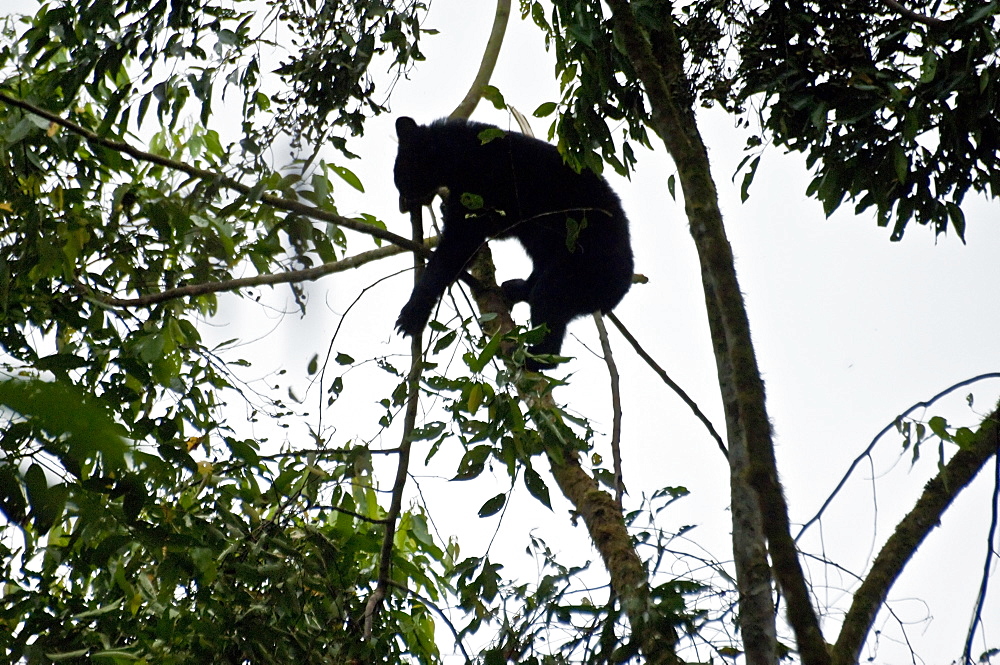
[{"xmin": 831, "ymin": 400, "xmax": 1000, "ymax": 665}]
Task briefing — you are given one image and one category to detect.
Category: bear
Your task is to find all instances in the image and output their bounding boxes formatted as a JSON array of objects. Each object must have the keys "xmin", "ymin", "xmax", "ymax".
[{"xmin": 393, "ymin": 116, "xmax": 634, "ymax": 370}]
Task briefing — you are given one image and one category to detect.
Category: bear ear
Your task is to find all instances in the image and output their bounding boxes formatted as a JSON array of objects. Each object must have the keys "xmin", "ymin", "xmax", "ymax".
[{"xmin": 395, "ymin": 116, "xmax": 419, "ymax": 140}]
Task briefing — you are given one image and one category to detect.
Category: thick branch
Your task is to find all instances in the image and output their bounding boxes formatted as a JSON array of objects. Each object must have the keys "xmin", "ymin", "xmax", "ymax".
[
  {"xmin": 831, "ymin": 402, "xmax": 1000, "ymax": 665},
  {"xmin": 603, "ymin": 2, "xmax": 815, "ymax": 663},
  {"xmin": 467, "ymin": 250, "xmax": 680, "ymax": 665},
  {"xmin": 450, "ymin": 0, "xmax": 511, "ymax": 120}
]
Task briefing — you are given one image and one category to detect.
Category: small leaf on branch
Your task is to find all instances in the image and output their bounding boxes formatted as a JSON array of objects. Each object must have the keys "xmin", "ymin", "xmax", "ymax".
[{"xmin": 478, "ymin": 493, "xmax": 506, "ymax": 518}]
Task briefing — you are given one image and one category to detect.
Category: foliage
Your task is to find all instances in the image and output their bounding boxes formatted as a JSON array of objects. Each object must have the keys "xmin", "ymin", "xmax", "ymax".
[
  {"xmin": 0, "ymin": 0, "xmax": 447, "ymax": 661},
  {"xmin": 2, "ymin": 0, "xmax": 999, "ymax": 664},
  {"xmin": 737, "ymin": 0, "xmax": 1000, "ymax": 239},
  {"xmin": 526, "ymin": 0, "xmax": 1000, "ymax": 239},
  {"xmin": 523, "ymin": 0, "xmax": 654, "ymax": 176}
]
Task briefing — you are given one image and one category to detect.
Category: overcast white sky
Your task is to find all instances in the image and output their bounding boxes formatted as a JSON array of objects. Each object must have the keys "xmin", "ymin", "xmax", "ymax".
[
  {"xmin": 5, "ymin": 0, "xmax": 998, "ymax": 662},
  {"xmin": 281, "ymin": 3, "xmax": 1000, "ymax": 662}
]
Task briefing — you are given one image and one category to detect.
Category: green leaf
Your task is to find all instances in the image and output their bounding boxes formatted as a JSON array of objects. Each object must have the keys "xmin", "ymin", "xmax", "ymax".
[
  {"xmin": 432, "ymin": 330, "xmax": 458, "ymax": 354},
  {"xmin": 0, "ymin": 379, "xmax": 128, "ymax": 472},
  {"xmin": 533, "ymin": 101, "xmax": 557, "ymax": 117},
  {"xmin": 523, "ymin": 465, "xmax": 552, "ymax": 509},
  {"xmin": 0, "ymin": 464, "xmax": 28, "ymax": 524},
  {"xmin": 954, "ymin": 427, "xmax": 976, "ymax": 450},
  {"xmin": 331, "ymin": 164, "xmax": 365, "ymax": 192},
  {"xmin": 409, "ymin": 421, "xmax": 446, "ymax": 441},
  {"xmin": 740, "ymin": 156, "xmax": 760, "ymax": 203},
  {"xmin": 892, "ymin": 142, "xmax": 908, "ymax": 183},
  {"xmin": 468, "ymin": 332, "xmax": 503, "ymax": 373},
  {"xmin": 475, "ymin": 127, "xmax": 506, "ymax": 145},
  {"xmin": 454, "ymin": 445, "xmax": 492, "ymax": 480},
  {"xmin": 946, "ymin": 203, "xmax": 966, "ymax": 240},
  {"xmin": 478, "ymin": 493, "xmax": 506, "ymax": 518},
  {"xmin": 460, "ymin": 192, "xmax": 485, "ymax": 210},
  {"xmin": 919, "ymin": 51, "xmax": 937, "ymax": 83},
  {"xmin": 467, "ymin": 383, "xmax": 485, "ymax": 415},
  {"xmin": 481, "ymin": 84, "xmax": 506, "ymax": 110},
  {"xmin": 928, "ymin": 415, "xmax": 950, "ymax": 441}
]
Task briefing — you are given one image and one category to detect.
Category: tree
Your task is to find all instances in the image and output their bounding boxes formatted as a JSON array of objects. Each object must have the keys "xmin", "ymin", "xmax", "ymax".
[{"xmin": 1, "ymin": 0, "xmax": 998, "ymax": 664}]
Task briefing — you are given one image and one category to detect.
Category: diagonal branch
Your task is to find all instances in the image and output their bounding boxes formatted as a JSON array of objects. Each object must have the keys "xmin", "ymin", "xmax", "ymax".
[
  {"xmin": 882, "ymin": 0, "xmax": 951, "ymax": 28},
  {"xmin": 831, "ymin": 400, "xmax": 1000, "ymax": 665},
  {"xmin": 450, "ymin": 0, "xmax": 511, "ymax": 119},
  {"xmin": 797, "ymin": 372, "xmax": 1000, "ymax": 540},
  {"xmin": 0, "ymin": 91, "xmax": 422, "ymax": 252},
  {"xmin": 606, "ymin": 311, "xmax": 727, "ymax": 458},
  {"xmin": 466, "ymin": 248, "xmax": 681, "ymax": 665},
  {"xmin": 79, "ymin": 240, "xmax": 431, "ymax": 307}
]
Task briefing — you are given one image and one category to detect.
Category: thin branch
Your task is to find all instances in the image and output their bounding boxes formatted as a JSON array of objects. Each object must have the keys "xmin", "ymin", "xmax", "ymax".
[
  {"xmin": 963, "ymin": 445, "xmax": 1000, "ymax": 663},
  {"xmin": 831, "ymin": 400, "xmax": 1000, "ymax": 665},
  {"xmin": 606, "ymin": 312, "xmax": 727, "ymax": 458},
  {"xmin": 79, "ymin": 241, "xmax": 426, "ymax": 307},
  {"xmin": 450, "ymin": 0, "xmax": 511, "ymax": 120},
  {"xmin": 882, "ymin": 0, "xmax": 951, "ymax": 28},
  {"xmin": 797, "ymin": 372, "xmax": 1000, "ymax": 541},
  {"xmin": 306, "ymin": 503, "xmax": 388, "ymax": 525},
  {"xmin": 0, "ymin": 92, "xmax": 422, "ymax": 252},
  {"xmin": 364, "ymin": 207, "xmax": 426, "ymax": 640},
  {"xmin": 593, "ymin": 311, "xmax": 625, "ymax": 508}
]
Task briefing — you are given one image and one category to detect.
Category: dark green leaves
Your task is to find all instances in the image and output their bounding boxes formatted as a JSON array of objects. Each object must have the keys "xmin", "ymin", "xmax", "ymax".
[
  {"xmin": 0, "ymin": 379, "xmax": 128, "ymax": 474},
  {"xmin": 737, "ymin": 1, "xmax": 1000, "ymax": 239},
  {"xmin": 478, "ymin": 493, "xmax": 506, "ymax": 517},
  {"xmin": 523, "ymin": 465, "xmax": 552, "ymax": 509}
]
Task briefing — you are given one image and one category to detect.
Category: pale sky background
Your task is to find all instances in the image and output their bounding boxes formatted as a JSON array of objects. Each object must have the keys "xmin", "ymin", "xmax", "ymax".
[{"xmin": 5, "ymin": 0, "xmax": 999, "ymax": 663}]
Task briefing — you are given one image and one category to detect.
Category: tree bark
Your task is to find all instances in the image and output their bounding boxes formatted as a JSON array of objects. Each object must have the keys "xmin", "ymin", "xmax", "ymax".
[
  {"xmin": 603, "ymin": 2, "xmax": 827, "ymax": 664},
  {"xmin": 831, "ymin": 402, "xmax": 1000, "ymax": 665},
  {"xmin": 467, "ymin": 249, "xmax": 681, "ymax": 665}
]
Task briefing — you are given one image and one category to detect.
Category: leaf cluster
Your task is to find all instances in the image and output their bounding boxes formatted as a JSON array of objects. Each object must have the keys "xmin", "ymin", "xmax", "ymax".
[
  {"xmin": 737, "ymin": 0, "xmax": 1000, "ymax": 239},
  {"xmin": 522, "ymin": 0, "xmax": 655, "ymax": 177},
  {"xmin": 272, "ymin": 0, "xmax": 431, "ymax": 155},
  {"xmin": 524, "ymin": 0, "xmax": 1000, "ymax": 240},
  {"xmin": 0, "ymin": 377, "xmax": 448, "ymax": 663}
]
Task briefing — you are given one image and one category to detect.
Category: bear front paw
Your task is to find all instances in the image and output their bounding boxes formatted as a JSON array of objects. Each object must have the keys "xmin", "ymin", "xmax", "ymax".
[
  {"xmin": 396, "ymin": 300, "xmax": 430, "ymax": 337},
  {"xmin": 501, "ymin": 278, "xmax": 531, "ymax": 304}
]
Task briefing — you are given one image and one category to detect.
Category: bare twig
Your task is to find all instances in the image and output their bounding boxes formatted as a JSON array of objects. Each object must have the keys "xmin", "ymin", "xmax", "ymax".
[
  {"xmin": 606, "ymin": 312, "xmax": 727, "ymax": 458},
  {"xmin": 364, "ymin": 207, "xmax": 426, "ymax": 641},
  {"xmin": 79, "ymin": 241, "xmax": 427, "ymax": 307},
  {"xmin": 593, "ymin": 311, "xmax": 625, "ymax": 508}
]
